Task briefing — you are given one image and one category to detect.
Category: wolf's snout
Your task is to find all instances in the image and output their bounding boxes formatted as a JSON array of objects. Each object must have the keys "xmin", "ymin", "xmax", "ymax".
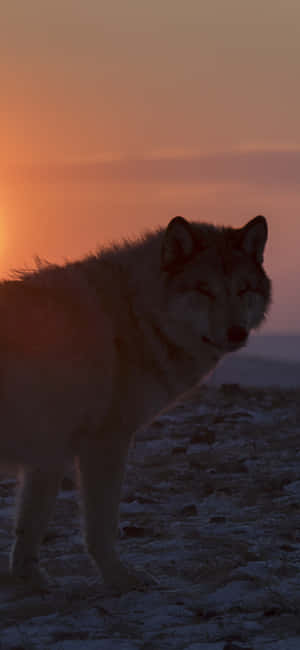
[{"xmin": 227, "ymin": 326, "xmax": 248, "ymax": 345}]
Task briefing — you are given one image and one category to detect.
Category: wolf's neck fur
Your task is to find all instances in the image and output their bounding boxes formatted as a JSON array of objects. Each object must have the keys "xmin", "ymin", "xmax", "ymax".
[
  {"xmin": 90, "ymin": 229, "xmax": 217, "ymax": 400},
  {"xmin": 19, "ymin": 227, "xmax": 218, "ymax": 405}
]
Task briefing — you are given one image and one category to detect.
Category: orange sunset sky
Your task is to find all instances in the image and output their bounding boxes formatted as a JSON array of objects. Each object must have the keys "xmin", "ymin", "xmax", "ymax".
[{"xmin": 1, "ymin": 1, "xmax": 300, "ymax": 332}]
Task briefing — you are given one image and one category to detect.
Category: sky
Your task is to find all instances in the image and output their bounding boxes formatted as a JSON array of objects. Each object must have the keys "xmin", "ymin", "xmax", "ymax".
[{"xmin": 1, "ymin": 0, "xmax": 300, "ymax": 332}]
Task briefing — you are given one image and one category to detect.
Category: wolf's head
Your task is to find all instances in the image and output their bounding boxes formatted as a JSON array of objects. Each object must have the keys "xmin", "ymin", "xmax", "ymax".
[{"xmin": 160, "ymin": 215, "xmax": 271, "ymax": 358}]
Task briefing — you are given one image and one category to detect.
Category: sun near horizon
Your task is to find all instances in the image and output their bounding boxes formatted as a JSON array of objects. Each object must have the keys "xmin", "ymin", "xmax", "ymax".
[{"xmin": 1, "ymin": 1, "xmax": 299, "ymax": 332}]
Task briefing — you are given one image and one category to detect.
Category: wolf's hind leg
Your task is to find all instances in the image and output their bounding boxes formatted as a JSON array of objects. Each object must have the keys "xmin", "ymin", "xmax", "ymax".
[
  {"xmin": 78, "ymin": 435, "xmax": 156, "ymax": 593},
  {"xmin": 10, "ymin": 467, "xmax": 63, "ymax": 586}
]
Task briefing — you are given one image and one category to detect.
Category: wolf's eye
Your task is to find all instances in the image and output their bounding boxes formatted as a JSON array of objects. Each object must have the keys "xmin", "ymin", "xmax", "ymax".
[{"xmin": 195, "ymin": 286, "xmax": 216, "ymax": 300}]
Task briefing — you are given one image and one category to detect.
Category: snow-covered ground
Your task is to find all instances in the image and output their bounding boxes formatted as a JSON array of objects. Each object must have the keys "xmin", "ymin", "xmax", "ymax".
[{"xmin": 1, "ymin": 384, "xmax": 300, "ymax": 649}]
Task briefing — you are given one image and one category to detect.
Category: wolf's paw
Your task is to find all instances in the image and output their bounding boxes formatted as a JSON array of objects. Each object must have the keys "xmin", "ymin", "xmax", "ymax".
[
  {"xmin": 103, "ymin": 561, "xmax": 158, "ymax": 594},
  {"xmin": 10, "ymin": 558, "xmax": 51, "ymax": 591}
]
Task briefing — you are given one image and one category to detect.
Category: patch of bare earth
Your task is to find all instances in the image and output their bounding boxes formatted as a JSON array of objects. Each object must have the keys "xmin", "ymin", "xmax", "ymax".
[{"xmin": 0, "ymin": 385, "xmax": 300, "ymax": 649}]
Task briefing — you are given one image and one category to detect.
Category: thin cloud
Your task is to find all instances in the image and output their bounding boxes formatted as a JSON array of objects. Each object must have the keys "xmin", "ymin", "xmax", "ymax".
[{"xmin": 3, "ymin": 149, "xmax": 300, "ymax": 187}]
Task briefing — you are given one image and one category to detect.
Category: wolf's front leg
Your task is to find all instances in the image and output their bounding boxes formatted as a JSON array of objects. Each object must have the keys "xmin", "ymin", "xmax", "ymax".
[
  {"xmin": 10, "ymin": 467, "xmax": 63, "ymax": 587},
  {"xmin": 78, "ymin": 434, "xmax": 156, "ymax": 592}
]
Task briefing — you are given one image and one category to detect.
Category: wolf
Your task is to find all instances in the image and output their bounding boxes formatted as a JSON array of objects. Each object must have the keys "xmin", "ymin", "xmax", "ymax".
[{"xmin": 0, "ymin": 215, "xmax": 271, "ymax": 592}]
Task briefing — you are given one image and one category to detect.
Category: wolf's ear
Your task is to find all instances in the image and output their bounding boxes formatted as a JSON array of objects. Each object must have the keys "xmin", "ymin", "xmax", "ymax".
[
  {"xmin": 239, "ymin": 215, "xmax": 268, "ymax": 264},
  {"xmin": 161, "ymin": 216, "xmax": 195, "ymax": 271}
]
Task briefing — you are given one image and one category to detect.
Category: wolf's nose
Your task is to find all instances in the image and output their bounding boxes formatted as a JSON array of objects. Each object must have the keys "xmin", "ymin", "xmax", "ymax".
[{"xmin": 227, "ymin": 326, "xmax": 248, "ymax": 345}]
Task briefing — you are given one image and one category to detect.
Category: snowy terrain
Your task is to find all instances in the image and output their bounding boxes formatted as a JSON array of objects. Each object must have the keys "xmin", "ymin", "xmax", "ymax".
[{"xmin": 0, "ymin": 384, "xmax": 300, "ymax": 649}]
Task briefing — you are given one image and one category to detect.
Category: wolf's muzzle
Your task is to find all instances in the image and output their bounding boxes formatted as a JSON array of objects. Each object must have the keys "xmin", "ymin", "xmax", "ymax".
[{"xmin": 227, "ymin": 326, "xmax": 248, "ymax": 347}]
